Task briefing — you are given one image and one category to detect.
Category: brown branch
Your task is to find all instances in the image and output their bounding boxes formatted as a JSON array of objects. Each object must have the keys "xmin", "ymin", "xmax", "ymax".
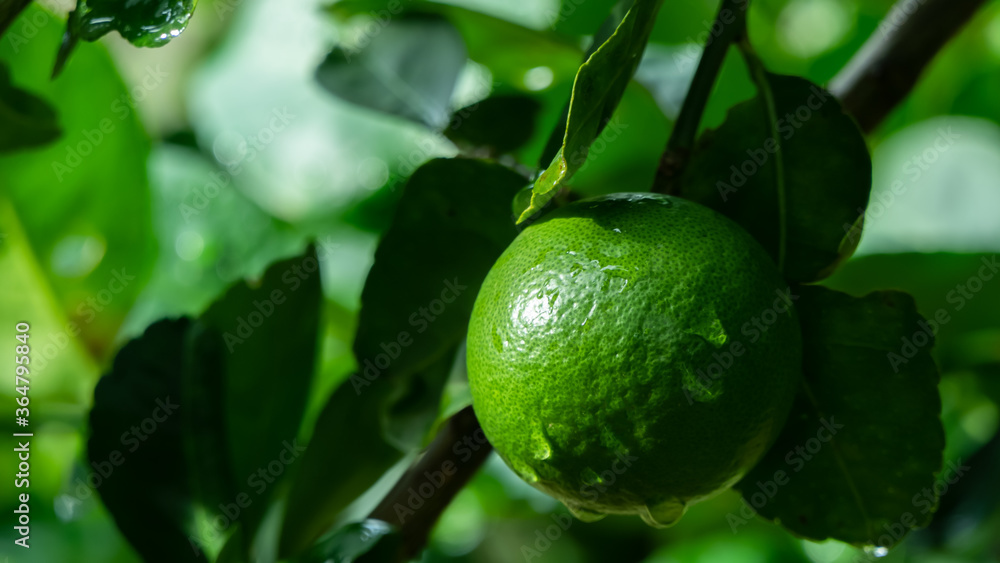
[
  {"xmin": 652, "ymin": 0, "xmax": 747, "ymax": 194},
  {"xmin": 828, "ymin": 0, "xmax": 986, "ymax": 134},
  {"xmin": 367, "ymin": 406, "xmax": 492, "ymax": 560}
]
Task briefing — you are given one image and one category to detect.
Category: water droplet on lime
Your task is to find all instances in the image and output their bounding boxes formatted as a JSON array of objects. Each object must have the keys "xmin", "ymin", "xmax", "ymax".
[
  {"xmin": 638, "ymin": 498, "xmax": 686, "ymax": 528},
  {"xmin": 566, "ymin": 504, "xmax": 607, "ymax": 522}
]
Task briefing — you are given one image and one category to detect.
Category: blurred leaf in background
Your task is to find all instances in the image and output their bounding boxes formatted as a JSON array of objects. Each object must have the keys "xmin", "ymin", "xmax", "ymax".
[
  {"xmin": 0, "ymin": 61, "xmax": 60, "ymax": 152},
  {"xmin": 316, "ymin": 13, "xmax": 467, "ymax": 129},
  {"xmin": 1, "ymin": 4, "xmax": 156, "ymax": 368}
]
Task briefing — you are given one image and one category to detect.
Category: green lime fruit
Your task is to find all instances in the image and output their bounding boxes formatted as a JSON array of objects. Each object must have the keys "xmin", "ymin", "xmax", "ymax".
[{"xmin": 466, "ymin": 193, "xmax": 801, "ymax": 527}]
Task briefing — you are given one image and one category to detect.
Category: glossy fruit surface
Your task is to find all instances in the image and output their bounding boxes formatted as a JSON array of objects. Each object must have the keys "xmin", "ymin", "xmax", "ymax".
[{"xmin": 467, "ymin": 192, "xmax": 801, "ymax": 526}]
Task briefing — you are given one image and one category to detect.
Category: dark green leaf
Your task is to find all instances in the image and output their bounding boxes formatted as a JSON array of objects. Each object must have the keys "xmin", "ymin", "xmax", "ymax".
[
  {"xmin": 278, "ymin": 342, "xmax": 457, "ymax": 560},
  {"xmin": 737, "ymin": 286, "xmax": 944, "ymax": 547},
  {"xmin": 215, "ymin": 527, "xmax": 248, "ymax": 563},
  {"xmin": 279, "ymin": 380, "xmax": 402, "ymax": 559},
  {"xmin": 296, "ymin": 520, "xmax": 402, "ymax": 563},
  {"xmin": 198, "ymin": 246, "xmax": 323, "ymax": 538},
  {"xmin": 382, "ymin": 343, "xmax": 460, "ymax": 450},
  {"xmin": 823, "ymin": 252, "xmax": 1000, "ymax": 374},
  {"xmin": 181, "ymin": 322, "xmax": 237, "ymax": 514},
  {"xmin": 429, "ymin": 340, "xmax": 473, "ymax": 435},
  {"xmin": 315, "ymin": 13, "xmax": 466, "ymax": 128},
  {"xmin": 519, "ymin": 0, "xmax": 664, "ymax": 223},
  {"xmin": 352, "ymin": 158, "xmax": 522, "ymax": 379},
  {"xmin": 88, "ymin": 318, "xmax": 206, "ymax": 562},
  {"xmin": 444, "ymin": 94, "xmax": 541, "ymax": 154},
  {"xmin": 0, "ymin": 62, "xmax": 60, "ymax": 152},
  {"xmin": 89, "ymin": 247, "xmax": 323, "ymax": 559},
  {"xmin": 679, "ymin": 73, "xmax": 871, "ymax": 282},
  {"xmin": 280, "ymin": 158, "xmax": 522, "ymax": 557},
  {"xmin": 55, "ymin": 0, "xmax": 197, "ymax": 74}
]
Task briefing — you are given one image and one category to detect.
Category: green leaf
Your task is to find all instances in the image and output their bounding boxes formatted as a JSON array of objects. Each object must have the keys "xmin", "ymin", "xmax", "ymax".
[
  {"xmin": 280, "ymin": 158, "xmax": 522, "ymax": 557},
  {"xmin": 328, "ymin": 1, "xmax": 581, "ymax": 90},
  {"xmin": 0, "ymin": 197, "xmax": 98, "ymax": 408},
  {"xmin": 278, "ymin": 345, "xmax": 459, "ymax": 560},
  {"xmin": 382, "ymin": 343, "xmax": 461, "ymax": 450},
  {"xmin": 430, "ymin": 340, "xmax": 474, "ymax": 437},
  {"xmin": 181, "ymin": 322, "xmax": 237, "ymax": 515},
  {"xmin": 315, "ymin": 13, "xmax": 466, "ymax": 128},
  {"xmin": 198, "ymin": 246, "xmax": 323, "ymax": 538},
  {"xmin": 561, "ymin": 82, "xmax": 670, "ymax": 198},
  {"xmin": 537, "ymin": 1, "xmax": 626, "ymax": 170},
  {"xmin": 296, "ymin": 520, "xmax": 402, "ymax": 563},
  {"xmin": 278, "ymin": 379, "xmax": 402, "ymax": 559},
  {"xmin": 352, "ymin": 158, "xmax": 522, "ymax": 379},
  {"xmin": 1, "ymin": 6, "xmax": 156, "ymax": 365},
  {"xmin": 55, "ymin": 0, "xmax": 197, "ymax": 74},
  {"xmin": 0, "ymin": 61, "xmax": 60, "ymax": 152},
  {"xmin": 511, "ymin": 184, "xmax": 534, "ymax": 219},
  {"xmin": 215, "ymin": 527, "xmax": 248, "ymax": 563},
  {"xmin": 518, "ymin": 0, "xmax": 664, "ymax": 223},
  {"xmin": 444, "ymin": 94, "xmax": 542, "ymax": 154},
  {"xmin": 88, "ymin": 318, "xmax": 207, "ymax": 562},
  {"xmin": 736, "ymin": 285, "xmax": 944, "ymax": 548},
  {"xmin": 679, "ymin": 73, "xmax": 872, "ymax": 283},
  {"xmin": 90, "ymin": 247, "xmax": 323, "ymax": 558},
  {"xmin": 355, "ymin": 158, "xmax": 522, "ymax": 445},
  {"xmin": 824, "ymin": 253, "xmax": 1000, "ymax": 361},
  {"xmin": 551, "ymin": 0, "xmax": 620, "ymax": 36}
]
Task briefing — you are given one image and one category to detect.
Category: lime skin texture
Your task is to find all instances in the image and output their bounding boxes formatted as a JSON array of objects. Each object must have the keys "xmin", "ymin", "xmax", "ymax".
[{"xmin": 466, "ymin": 192, "xmax": 802, "ymax": 527}]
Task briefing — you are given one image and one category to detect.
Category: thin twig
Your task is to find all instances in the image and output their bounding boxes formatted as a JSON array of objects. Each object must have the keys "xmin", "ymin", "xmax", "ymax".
[
  {"xmin": 652, "ymin": 0, "xmax": 747, "ymax": 194},
  {"xmin": 829, "ymin": 0, "xmax": 986, "ymax": 134},
  {"xmin": 367, "ymin": 406, "xmax": 492, "ymax": 560}
]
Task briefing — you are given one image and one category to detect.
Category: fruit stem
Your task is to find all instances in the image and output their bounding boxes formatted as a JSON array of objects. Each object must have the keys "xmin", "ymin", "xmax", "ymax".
[
  {"xmin": 828, "ymin": 0, "xmax": 986, "ymax": 134},
  {"xmin": 652, "ymin": 0, "xmax": 748, "ymax": 194},
  {"xmin": 367, "ymin": 406, "xmax": 492, "ymax": 560}
]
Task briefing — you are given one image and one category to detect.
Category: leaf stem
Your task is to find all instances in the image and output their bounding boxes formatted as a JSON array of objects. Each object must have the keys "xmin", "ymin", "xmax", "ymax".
[
  {"xmin": 367, "ymin": 406, "xmax": 492, "ymax": 560},
  {"xmin": 829, "ymin": 0, "xmax": 986, "ymax": 133},
  {"xmin": 652, "ymin": 0, "xmax": 747, "ymax": 194},
  {"xmin": 736, "ymin": 38, "xmax": 786, "ymax": 273}
]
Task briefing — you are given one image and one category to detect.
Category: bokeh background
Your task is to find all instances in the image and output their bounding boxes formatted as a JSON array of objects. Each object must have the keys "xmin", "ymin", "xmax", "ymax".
[{"xmin": 1, "ymin": 0, "xmax": 999, "ymax": 561}]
